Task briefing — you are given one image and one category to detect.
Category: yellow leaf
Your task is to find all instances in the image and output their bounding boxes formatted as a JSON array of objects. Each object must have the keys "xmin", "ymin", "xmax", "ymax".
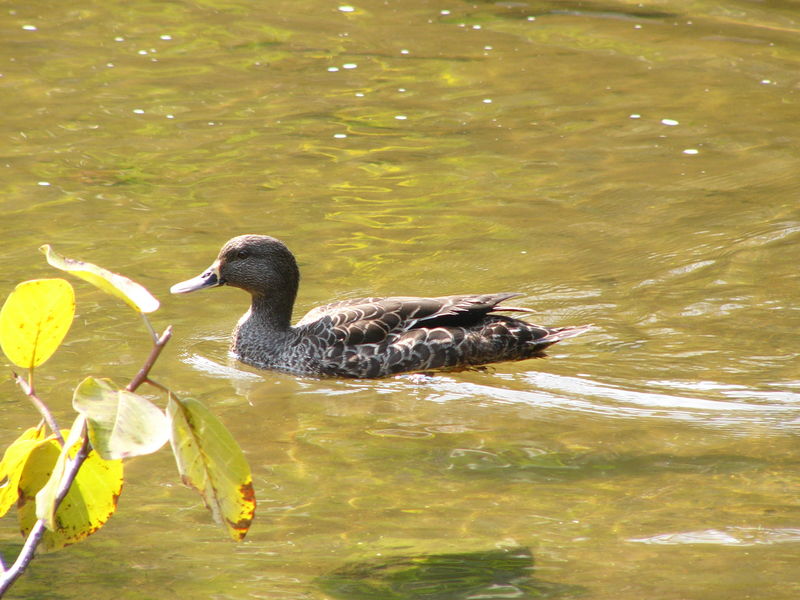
[
  {"xmin": 17, "ymin": 429, "xmax": 124, "ymax": 551},
  {"xmin": 0, "ymin": 278, "xmax": 75, "ymax": 368},
  {"xmin": 0, "ymin": 425, "xmax": 47, "ymax": 517},
  {"xmin": 167, "ymin": 395, "xmax": 255, "ymax": 541},
  {"xmin": 40, "ymin": 244, "xmax": 159, "ymax": 314}
]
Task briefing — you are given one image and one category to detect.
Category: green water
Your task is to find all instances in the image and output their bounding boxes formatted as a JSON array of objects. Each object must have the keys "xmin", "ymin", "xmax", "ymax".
[{"xmin": 1, "ymin": 0, "xmax": 799, "ymax": 598}]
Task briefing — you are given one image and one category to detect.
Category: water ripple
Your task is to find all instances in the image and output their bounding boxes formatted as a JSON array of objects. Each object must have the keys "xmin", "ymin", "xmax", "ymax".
[{"xmin": 412, "ymin": 371, "xmax": 800, "ymax": 431}]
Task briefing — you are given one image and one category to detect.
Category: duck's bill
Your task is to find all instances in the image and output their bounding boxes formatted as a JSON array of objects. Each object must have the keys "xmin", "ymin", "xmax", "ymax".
[{"xmin": 170, "ymin": 263, "xmax": 222, "ymax": 294}]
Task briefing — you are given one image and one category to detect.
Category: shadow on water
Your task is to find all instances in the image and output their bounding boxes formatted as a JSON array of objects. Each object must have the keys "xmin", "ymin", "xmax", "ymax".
[
  {"xmin": 316, "ymin": 547, "xmax": 585, "ymax": 600},
  {"xmin": 474, "ymin": 0, "xmax": 680, "ymax": 21},
  {"xmin": 445, "ymin": 448, "xmax": 768, "ymax": 483}
]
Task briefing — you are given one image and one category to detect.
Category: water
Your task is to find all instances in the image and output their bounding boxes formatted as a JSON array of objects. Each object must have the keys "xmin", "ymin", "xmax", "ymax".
[{"xmin": 1, "ymin": 1, "xmax": 799, "ymax": 599}]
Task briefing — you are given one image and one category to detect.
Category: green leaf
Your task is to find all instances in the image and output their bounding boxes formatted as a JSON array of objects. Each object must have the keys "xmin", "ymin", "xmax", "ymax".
[
  {"xmin": 167, "ymin": 394, "xmax": 255, "ymax": 541},
  {"xmin": 0, "ymin": 278, "xmax": 75, "ymax": 368},
  {"xmin": 0, "ymin": 425, "xmax": 47, "ymax": 517},
  {"xmin": 40, "ymin": 244, "xmax": 159, "ymax": 314},
  {"xmin": 17, "ymin": 427, "xmax": 124, "ymax": 552},
  {"xmin": 73, "ymin": 376, "xmax": 169, "ymax": 460}
]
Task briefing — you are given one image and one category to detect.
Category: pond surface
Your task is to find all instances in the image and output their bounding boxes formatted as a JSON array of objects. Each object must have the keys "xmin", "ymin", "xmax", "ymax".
[{"xmin": 1, "ymin": 0, "xmax": 799, "ymax": 598}]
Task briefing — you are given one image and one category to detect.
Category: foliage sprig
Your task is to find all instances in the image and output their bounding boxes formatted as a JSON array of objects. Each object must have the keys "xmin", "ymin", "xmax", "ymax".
[{"xmin": 0, "ymin": 246, "xmax": 256, "ymax": 597}]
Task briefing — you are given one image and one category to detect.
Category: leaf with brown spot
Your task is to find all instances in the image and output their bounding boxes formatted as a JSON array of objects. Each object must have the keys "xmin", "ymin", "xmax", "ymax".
[
  {"xmin": 167, "ymin": 394, "xmax": 255, "ymax": 541},
  {"xmin": 17, "ymin": 425, "xmax": 124, "ymax": 551}
]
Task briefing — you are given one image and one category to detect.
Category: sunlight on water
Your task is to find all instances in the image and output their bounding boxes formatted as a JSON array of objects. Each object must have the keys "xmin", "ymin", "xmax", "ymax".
[
  {"xmin": 183, "ymin": 352, "xmax": 262, "ymax": 382},
  {"xmin": 629, "ymin": 527, "xmax": 800, "ymax": 547},
  {"xmin": 2, "ymin": 0, "xmax": 800, "ymax": 598}
]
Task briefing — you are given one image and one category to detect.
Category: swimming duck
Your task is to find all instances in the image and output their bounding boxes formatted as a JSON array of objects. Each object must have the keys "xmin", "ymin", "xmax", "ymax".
[{"xmin": 170, "ymin": 235, "xmax": 591, "ymax": 378}]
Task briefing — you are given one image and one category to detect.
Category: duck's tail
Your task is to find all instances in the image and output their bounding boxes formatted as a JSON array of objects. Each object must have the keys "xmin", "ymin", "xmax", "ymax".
[{"xmin": 536, "ymin": 324, "xmax": 594, "ymax": 345}]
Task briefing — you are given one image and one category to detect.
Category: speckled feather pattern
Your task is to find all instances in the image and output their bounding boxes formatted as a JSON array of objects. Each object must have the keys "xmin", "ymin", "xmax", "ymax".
[{"xmin": 172, "ymin": 235, "xmax": 591, "ymax": 378}]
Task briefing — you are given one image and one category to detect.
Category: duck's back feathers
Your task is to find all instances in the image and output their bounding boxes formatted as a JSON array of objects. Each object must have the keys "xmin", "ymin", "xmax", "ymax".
[
  {"xmin": 299, "ymin": 293, "xmax": 526, "ymax": 345},
  {"xmin": 293, "ymin": 293, "xmax": 590, "ymax": 378}
]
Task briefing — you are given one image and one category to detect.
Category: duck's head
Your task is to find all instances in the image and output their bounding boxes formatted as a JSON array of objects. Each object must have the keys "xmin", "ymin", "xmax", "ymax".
[{"xmin": 170, "ymin": 234, "xmax": 299, "ymax": 300}]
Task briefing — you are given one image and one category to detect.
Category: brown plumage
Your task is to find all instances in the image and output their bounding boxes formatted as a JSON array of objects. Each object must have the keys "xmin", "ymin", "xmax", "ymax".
[{"xmin": 171, "ymin": 235, "xmax": 591, "ymax": 378}]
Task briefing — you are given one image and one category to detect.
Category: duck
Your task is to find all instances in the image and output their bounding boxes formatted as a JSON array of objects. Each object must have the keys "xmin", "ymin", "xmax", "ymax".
[{"xmin": 170, "ymin": 235, "xmax": 591, "ymax": 378}]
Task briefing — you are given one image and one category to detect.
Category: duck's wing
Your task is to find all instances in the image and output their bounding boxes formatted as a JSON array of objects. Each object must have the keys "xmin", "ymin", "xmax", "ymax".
[
  {"xmin": 295, "ymin": 297, "xmax": 383, "ymax": 327},
  {"xmin": 299, "ymin": 293, "xmax": 531, "ymax": 346}
]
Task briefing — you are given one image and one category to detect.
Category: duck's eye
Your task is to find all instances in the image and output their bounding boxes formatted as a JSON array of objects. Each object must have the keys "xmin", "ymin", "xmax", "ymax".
[{"xmin": 236, "ymin": 250, "xmax": 249, "ymax": 260}]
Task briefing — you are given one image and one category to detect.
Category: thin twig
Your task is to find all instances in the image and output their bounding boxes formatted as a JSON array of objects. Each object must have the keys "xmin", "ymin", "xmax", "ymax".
[
  {"xmin": 141, "ymin": 312, "xmax": 158, "ymax": 343},
  {"xmin": 12, "ymin": 372, "xmax": 64, "ymax": 446},
  {"xmin": 127, "ymin": 326, "xmax": 172, "ymax": 393},
  {"xmin": 143, "ymin": 378, "xmax": 170, "ymax": 393},
  {"xmin": 0, "ymin": 433, "xmax": 89, "ymax": 595}
]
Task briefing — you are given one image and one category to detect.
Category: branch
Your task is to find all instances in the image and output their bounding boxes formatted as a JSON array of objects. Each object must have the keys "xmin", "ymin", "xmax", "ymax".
[
  {"xmin": 12, "ymin": 372, "xmax": 63, "ymax": 446},
  {"xmin": 143, "ymin": 378, "xmax": 170, "ymax": 393},
  {"xmin": 141, "ymin": 312, "xmax": 158, "ymax": 343},
  {"xmin": 127, "ymin": 326, "xmax": 172, "ymax": 393},
  {"xmin": 0, "ymin": 434, "xmax": 89, "ymax": 595}
]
